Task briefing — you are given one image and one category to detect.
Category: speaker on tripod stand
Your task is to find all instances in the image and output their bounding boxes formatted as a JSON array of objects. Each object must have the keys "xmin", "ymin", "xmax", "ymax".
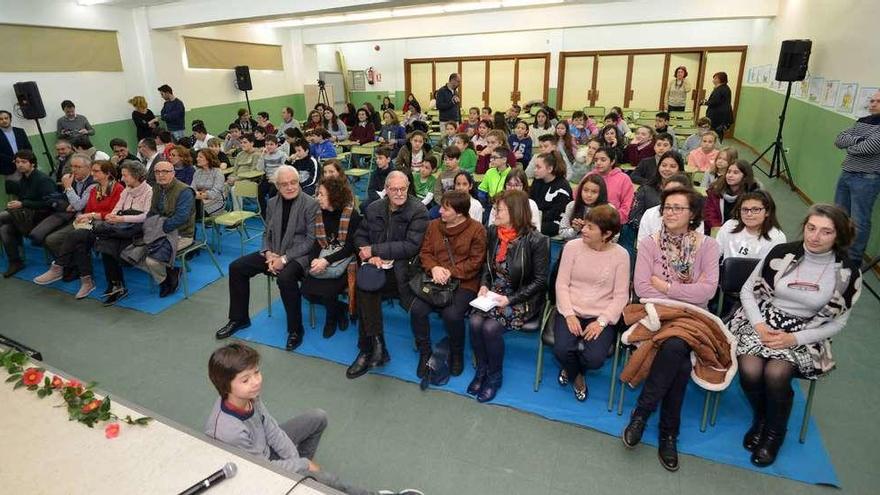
[
  {"xmin": 751, "ymin": 39, "xmax": 812, "ymax": 191},
  {"xmin": 234, "ymin": 65, "xmax": 253, "ymax": 117}
]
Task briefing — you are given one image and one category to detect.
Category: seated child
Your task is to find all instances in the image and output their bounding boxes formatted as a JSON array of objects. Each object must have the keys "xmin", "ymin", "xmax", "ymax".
[
  {"xmin": 413, "ymin": 154, "xmax": 437, "ymax": 206},
  {"xmin": 687, "ymin": 130, "xmax": 719, "ymax": 172},
  {"xmin": 568, "ymin": 110, "xmax": 598, "ymax": 145},
  {"xmin": 508, "ymin": 120, "xmax": 533, "ymax": 166},
  {"xmin": 306, "ymin": 129, "xmax": 337, "ymax": 160},
  {"xmin": 682, "ymin": 117, "xmax": 712, "ymax": 155},
  {"xmin": 205, "ymin": 343, "xmax": 422, "ymax": 495}
]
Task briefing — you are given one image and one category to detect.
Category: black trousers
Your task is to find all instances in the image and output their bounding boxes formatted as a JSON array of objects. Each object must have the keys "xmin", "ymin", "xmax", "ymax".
[
  {"xmin": 55, "ymin": 228, "xmax": 96, "ymax": 277},
  {"xmin": 552, "ymin": 312, "xmax": 616, "ymax": 381},
  {"xmin": 257, "ymin": 181, "xmax": 277, "ymax": 220},
  {"xmin": 228, "ymin": 252, "xmax": 305, "ymax": 333},
  {"xmin": 356, "ymin": 275, "xmax": 398, "ymax": 351},
  {"xmin": 634, "ymin": 337, "xmax": 692, "ymax": 437},
  {"xmin": 409, "ymin": 288, "xmax": 475, "ymax": 354},
  {"xmin": 102, "ymin": 252, "xmax": 125, "ymax": 286}
]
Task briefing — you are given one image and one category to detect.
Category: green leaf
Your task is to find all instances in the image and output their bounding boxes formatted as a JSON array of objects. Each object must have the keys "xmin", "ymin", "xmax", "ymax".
[
  {"xmin": 11, "ymin": 353, "xmax": 27, "ymax": 365},
  {"xmin": 37, "ymin": 388, "xmax": 48, "ymax": 398},
  {"xmin": 43, "ymin": 376, "xmax": 50, "ymax": 387},
  {"xmin": 13, "ymin": 381, "xmax": 24, "ymax": 390},
  {"xmin": 5, "ymin": 374, "xmax": 21, "ymax": 383},
  {"xmin": 100, "ymin": 397, "xmax": 111, "ymax": 413},
  {"xmin": 135, "ymin": 417, "xmax": 153, "ymax": 425},
  {"xmin": 27, "ymin": 385, "xmax": 38, "ymax": 391}
]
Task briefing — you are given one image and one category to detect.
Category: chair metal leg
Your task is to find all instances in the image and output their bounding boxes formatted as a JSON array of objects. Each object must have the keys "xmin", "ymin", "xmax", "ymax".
[
  {"xmin": 608, "ymin": 333, "xmax": 622, "ymax": 412},
  {"xmin": 238, "ymin": 225, "xmax": 246, "ymax": 256},
  {"xmin": 700, "ymin": 391, "xmax": 713, "ymax": 432},
  {"xmin": 710, "ymin": 390, "xmax": 722, "ymax": 426},
  {"xmin": 205, "ymin": 244, "xmax": 224, "ymax": 277},
  {"xmin": 534, "ymin": 336, "xmax": 544, "ymax": 392},
  {"xmin": 799, "ymin": 380, "xmax": 817, "ymax": 444},
  {"xmin": 309, "ymin": 302, "xmax": 316, "ymax": 328},
  {"xmin": 266, "ymin": 276, "xmax": 273, "ymax": 317},
  {"xmin": 617, "ymin": 348, "xmax": 631, "ymax": 415},
  {"xmin": 180, "ymin": 257, "xmax": 190, "ymax": 299}
]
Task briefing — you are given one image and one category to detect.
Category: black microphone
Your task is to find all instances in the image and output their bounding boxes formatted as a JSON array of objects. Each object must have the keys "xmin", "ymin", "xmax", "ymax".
[{"xmin": 178, "ymin": 462, "xmax": 237, "ymax": 495}]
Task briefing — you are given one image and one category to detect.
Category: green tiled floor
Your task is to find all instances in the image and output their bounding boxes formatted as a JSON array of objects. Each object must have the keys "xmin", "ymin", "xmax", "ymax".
[{"xmin": 1, "ymin": 142, "xmax": 878, "ymax": 494}]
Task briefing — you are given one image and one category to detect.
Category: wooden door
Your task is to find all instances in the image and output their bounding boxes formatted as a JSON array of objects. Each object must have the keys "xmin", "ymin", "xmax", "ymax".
[
  {"xmin": 516, "ymin": 57, "xmax": 546, "ymax": 105},
  {"xmin": 461, "ymin": 60, "xmax": 486, "ymax": 109},
  {"xmin": 627, "ymin": 53, "xmax": 665, "ymax": 111},
  {"xmin": 594, "ymin": 55, "xmax": 628, "ymax": 109},
  {"xmin": 667, "ymin": 52, "xmax": 702, "ymax": 112},
  {"xmin": 560, "ymin": 55, "xmax": 594, "ymax": 110},
  {"xmin": 408, "ymin": 62, "xmax": 433, "ymax": 109},
  {"xmin": 698, "ymin": 51, "xmax": 745, "ymax": 120},
  {"xmin": 434, "ymin": 61, "xmax": 458, "ymax": 97},
  {"xmin": 488, "ymin": 59, "xmax": 516, "ymax": 112}
]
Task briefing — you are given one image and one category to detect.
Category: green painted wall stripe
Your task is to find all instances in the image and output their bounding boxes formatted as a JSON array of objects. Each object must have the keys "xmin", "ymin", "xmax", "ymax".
[{"xmin": 734, "ymin": 85, "xmax": 879, "ymax": 257}]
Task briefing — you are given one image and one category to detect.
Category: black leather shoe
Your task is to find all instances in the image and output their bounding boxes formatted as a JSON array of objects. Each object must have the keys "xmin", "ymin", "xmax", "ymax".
[
  {"xmin": 286, "ymin": 331, "xmax": 303, "ymax": 351},
  {"xmin": 743, "ymin": 420, "xmax": 765, "ymax": 452},
  {"xmin": 102, "ymin": 286, "xmax": 129, "ymax": 306},
  {"xmin": 476, "ymin": 373, "xmax": 502, "ymax": 403},
  {"xmin": 751, "ymin": 429, "xmax": 785, "ymax": 467},
  {"xmin": 416, "ymin": 351, "xmax": 432, "ymax": 379},
  {"xmin": 322, "ymin": 318, "xmax": 336, "ymax": 339},
  {"xmin": 658, "ymin": 434, "xmax": 679, "ymax": 471},
  {"xmin": 622, "ymin": 413, "xmax": 648, "ymax": 448},
  {"xmin": 346, "ymin": 351, "xmax": 372, "ymax": 379},
  {"xmin": 367, "ymin": 336, "xmax": 390, "ymax": 368},
  {"xmin": 467, "ymin": 368, "xmax": 487, "ymax": 396},
  {"xmin": 216, "ymin": 320, "xmax": 250, "ymax": 339},
  {"xmin": 159, "ymin": 267, "xmax": 180, "ymax": 298},
  {"xmin": 449, "ymin": 350, "xmax": 464, "ymax": 377},
  {"xmin": 3, "ymin": 260, "xmax": 24, "ymax": 278}
]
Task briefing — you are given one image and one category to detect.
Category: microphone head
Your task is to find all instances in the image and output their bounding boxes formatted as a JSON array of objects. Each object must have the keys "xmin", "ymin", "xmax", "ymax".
[{"xmin": 222, "ymin": 462, "xmax": 237, "ymax": 479}]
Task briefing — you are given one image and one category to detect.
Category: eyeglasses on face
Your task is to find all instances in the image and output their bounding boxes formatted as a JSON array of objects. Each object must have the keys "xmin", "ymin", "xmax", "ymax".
[
  {"xmin": 387, "ymin": 186, "xmax": 408, "ymax": 194},
  {"xmin": 740, "ymin": 207, "xmax": 765, "ymax": 215},
  {"xmin": 660, "ymin": 205, "xmax": 690, "ymax": 214}
]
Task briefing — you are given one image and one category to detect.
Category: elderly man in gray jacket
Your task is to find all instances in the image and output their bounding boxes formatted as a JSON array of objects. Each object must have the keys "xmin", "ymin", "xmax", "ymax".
[{"xmin": 215, "ymin": 165, "xmax": 319, "ymax": 350}]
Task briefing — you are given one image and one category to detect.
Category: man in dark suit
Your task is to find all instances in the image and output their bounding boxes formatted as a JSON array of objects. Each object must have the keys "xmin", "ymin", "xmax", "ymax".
[
  {"xmin": 0, "ymin": 110, "xmax": 33, "ymax": 177},
  {"xmin": 215, "ymin": 165, "xmax": 319, "ymax": 351}
]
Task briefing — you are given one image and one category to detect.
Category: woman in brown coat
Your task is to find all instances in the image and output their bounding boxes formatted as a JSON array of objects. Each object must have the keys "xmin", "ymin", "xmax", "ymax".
[{"xmin": 409, "ymin": 190, "xmax": 487, "ymax": 379}]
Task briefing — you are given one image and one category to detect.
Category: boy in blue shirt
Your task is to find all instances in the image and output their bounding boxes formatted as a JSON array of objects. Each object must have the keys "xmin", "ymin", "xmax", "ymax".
[{"xmin": 205, "ymin": 343, "xmax": 422, "ymax": 495}]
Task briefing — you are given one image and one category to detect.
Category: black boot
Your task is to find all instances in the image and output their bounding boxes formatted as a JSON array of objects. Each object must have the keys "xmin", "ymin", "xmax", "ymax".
[
  {"xmin": 742, "ymin": 389, "xmax": 767, "ymax": 451},
  {"xmin": 449, "ymin": 348, "xmax": 464, "ymax": 377},
  {"xmin": 476, "ymin": 371, "xmax": 502, "ymax": 403},
  {"xmin": 286, "ymin": 328, "xmax": 303, "ymax": 351},
  {"xmin": 323, "ymin": 307, "xmax": 337, "ymax": 338},
  {"xmin": 751, "ymin": 394, "xmax": 793, "ymax": 467},
  {"xmin": 658, "ymin": 434, "xmax": 679, "ymax": 471},
  {"xmin": 346, "ymin": 350, "xmax": 372, "ymax": 379},
  {"xmin": 367, "ymin": 336, "xmax": 390, "ymax": 368},
  {"xmin": 467, "ymin": 366, "xmax": 487, "ymax": 396},
  {"xmin": 416, "ymin": 350, "xmax": 432, "ymax": 379},
  {"xmin": 622, "ymin": 409, "xmax": 649, "ymax": 448}
]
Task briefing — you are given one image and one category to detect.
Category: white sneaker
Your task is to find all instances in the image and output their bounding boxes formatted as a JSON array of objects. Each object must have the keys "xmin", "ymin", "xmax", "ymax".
[
  {"xmin": 75, "ymin": 276, "xmax": 96, "ymax": 300},
  {"xmin": 34, "ymin": 263, "xmax": 63, "ymax": 285}
]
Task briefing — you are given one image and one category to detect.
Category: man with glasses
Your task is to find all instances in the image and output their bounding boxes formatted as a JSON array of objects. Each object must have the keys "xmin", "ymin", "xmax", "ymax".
[
  {"xmin": 216, "ymin": 166, "xmax": 319, "ymax": 351},
  {"xmin": 834, "ymin": 90, "xmax": 880, "ymax": 266},
  {"xmin": 137, "ymin": 161, "xmax": 195, "ymax": 297},
  {"xmin": 346, "ymin": 171, "xmax": 428, "ymax": 379}
]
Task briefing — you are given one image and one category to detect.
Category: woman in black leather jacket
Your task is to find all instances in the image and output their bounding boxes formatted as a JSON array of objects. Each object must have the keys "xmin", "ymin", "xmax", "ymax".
[{"xmin": 467, "ymin": 189, "xmax": 549, "ymax": 403}]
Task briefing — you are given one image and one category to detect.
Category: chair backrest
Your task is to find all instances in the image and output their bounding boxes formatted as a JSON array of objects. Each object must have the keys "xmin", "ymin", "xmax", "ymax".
[
  {"xmin": 583, "ymin": 106, "xmax": 606, "ymax": 119},
  {"xmin": 719, "ymin": 257, "xmax": 761, "ymax": 294},
  {"xmin": 233, "ymin": 179, "xmax": 260, "ymax": 199}
]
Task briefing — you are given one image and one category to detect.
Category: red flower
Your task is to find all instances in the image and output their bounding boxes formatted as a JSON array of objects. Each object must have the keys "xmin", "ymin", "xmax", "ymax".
[
  {"xmin": 66, "ymin": 379, "xmax": 84, "ymax": 395},
  {"xmin": 81, "ymin": 399, "xmax": 102, "ymax": 414},
  {"xmin": 51, "ymin": 376, "xmax": 64, "ymax": 389},
  {"xmin": 104, "ymin": 423, "xmax": 120, "ymax": 439},
  {"xmin": 22, "ymin": 368, "xmax": 44, "ymax": 386}
]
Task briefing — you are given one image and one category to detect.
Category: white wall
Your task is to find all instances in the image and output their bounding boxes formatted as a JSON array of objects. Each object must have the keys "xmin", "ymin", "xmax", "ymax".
[
  {"xmin": 317, "ymin": 18, "xmax": 766, "ymax": 93},
  {"xmin": 0, "ymin": 0, "xmax": 147, "ymax": 135}
]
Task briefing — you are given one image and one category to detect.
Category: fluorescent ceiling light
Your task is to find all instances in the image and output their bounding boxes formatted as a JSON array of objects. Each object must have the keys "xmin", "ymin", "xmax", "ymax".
[
  {"xmin": 346, "ymin": 11, "xmax": 390, "ymax": 22},
  {"xmin": 77, "ymin": 0, "xmax": 110, "ymax": 5},
  {"xmin": 265, "ymin": 19, "xmax": 303, "ymax": 28},
  {"xmin": 502, "ymin": 0, "xmax": 564, "ymax": 6},
  {"xmin": 444, "ymin": 1, "xmax": 501, "ymax": 12},
  {"xmin": 300, "ymin": 15, "xmax": 347, "ymax": 26},
  {"xmin": 391, "ymin": 5, "xmax": 445, "ymax": 17}
]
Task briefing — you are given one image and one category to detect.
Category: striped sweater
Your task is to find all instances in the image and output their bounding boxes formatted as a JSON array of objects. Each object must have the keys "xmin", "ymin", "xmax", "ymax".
[{"xmin": 835, "ymin": 114, "xmax": 880, "ymax": 173}]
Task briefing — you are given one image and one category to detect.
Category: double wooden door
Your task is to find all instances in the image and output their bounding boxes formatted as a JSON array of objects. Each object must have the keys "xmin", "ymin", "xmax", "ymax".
[
  {"xmin": 558, "ymin": 47, "xmax": 746, "ymax": 121},
  {"xmin": 405, "ymin": 54, "xmax": 550, "ymax": 111}
]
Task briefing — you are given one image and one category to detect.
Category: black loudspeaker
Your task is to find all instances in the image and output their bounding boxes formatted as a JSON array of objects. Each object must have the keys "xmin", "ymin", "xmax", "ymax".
[
  {"xmin": 775, "ymin": 40, "xmax": 811, "ymax": 82},
  {"xmin": 13, "ymin": 81, "xmax": 47, "ymax": 120},
  {"xmin": 234, "ymin": 65, "xmax": 252, "ymax": 91}
]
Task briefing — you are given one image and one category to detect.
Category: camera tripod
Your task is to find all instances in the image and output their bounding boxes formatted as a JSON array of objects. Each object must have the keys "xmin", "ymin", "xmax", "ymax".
[
  {"xmin": 862, "ymin": 255, "xmax": 880, "ymax": 302},
  {"xmin": 317, "ymin": 80, "xmax": 330, "ymax": 108}
]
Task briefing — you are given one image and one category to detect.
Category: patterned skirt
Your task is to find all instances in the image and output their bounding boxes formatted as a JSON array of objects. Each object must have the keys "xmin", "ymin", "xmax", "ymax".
[
  {"xmin": 730, "ymin": 304, "xmax": 835, "ymax": 380},
  {"xmin": 476, "ymin": 259, "xmax": 528, "ymax": 329}
]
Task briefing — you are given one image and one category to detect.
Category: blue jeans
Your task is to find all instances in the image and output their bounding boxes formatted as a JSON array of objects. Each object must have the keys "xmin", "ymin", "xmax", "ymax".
[{"xmin": 835, "ymin": 170, "xmax": 880, "ymax": 265}]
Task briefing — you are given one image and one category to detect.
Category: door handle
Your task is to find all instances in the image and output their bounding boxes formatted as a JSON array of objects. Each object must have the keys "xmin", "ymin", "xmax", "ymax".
[{"xmin": 629, "ymin": 89, "xmax": 634, "ymax": 100}]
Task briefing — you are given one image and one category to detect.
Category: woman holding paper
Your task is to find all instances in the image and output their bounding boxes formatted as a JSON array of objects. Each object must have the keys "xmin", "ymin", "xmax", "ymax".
[
  {"xmin": 409, "ymin": 191, "xmax": 487, "ymax": 380},
  {"xmin": 467, "ymin": 190, "xmax": 549, "ymax": 403},
  {"xmin": 552, "ymin": 204, "xmax": 630, "ymax": 402}
]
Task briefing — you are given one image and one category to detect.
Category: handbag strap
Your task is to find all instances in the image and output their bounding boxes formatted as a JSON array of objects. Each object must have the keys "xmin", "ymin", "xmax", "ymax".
[{"xmin": 443, "ymin": 236, "xmax": 455, "ymax": 267}]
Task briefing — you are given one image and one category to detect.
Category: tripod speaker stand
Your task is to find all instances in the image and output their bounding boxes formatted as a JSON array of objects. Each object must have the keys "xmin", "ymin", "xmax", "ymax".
[
  {"xmin": 861, "ymin": 256, "xmax": 880, "ymax": 303},
  {"xmin": 751, "ymin": 81, "xmax": 796, "ymax": 191}
]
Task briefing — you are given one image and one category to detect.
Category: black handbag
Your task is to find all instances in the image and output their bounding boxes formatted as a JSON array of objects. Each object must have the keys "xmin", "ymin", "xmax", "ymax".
[{"xmin": 408, "ymin": 236, "xmax": 460, "ymax": 307}]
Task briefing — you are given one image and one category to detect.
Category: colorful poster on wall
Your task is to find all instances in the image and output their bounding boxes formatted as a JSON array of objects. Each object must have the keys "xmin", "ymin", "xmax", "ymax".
[
  {"xmin": 835, "ymin": 83, "xmax": 858, "ymax": 114},
  {"xmin": 808, "ymin": 77, "xmax": 824, "ymax": 103},
  {"xmin": 798, "ymin": 75, "xmax": 811, "ymax": 99},
  {"xmin": 822, "ymin": 80, "xmax": 840, "ymax": 107},
  {"xmin": 760, "ymin": 65, "xmax": 771, "ymax": 85},
  {"xmin": 854, "ymin": 87, "xmax": 879, "ymax": 118}
]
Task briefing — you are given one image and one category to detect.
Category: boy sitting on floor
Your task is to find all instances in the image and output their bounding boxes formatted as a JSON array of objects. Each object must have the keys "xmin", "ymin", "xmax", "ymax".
[{"xmin": 205, "ymin": 343, "xmax": 422, "ymax": 495}]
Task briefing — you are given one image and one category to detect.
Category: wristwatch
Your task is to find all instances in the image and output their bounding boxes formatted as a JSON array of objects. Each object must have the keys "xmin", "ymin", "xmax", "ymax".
[{"xmin": 597, "ymin": 318, "xmax": 608, "ymax": 329}]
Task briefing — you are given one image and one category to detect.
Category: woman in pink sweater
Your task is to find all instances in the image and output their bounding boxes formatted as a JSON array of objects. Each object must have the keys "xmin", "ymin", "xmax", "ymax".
[
  {"xmin": 552, "ymin": 204, "xmax": 630, "ymax": 402},
  {"xmin": 686, "ymin": 130, "xmax": 719, "ymax": 172},
  {"xmin": 587, "ymin": 146, "xmax": 634, "ymax": 223},
  {"xmin": 622, "ymin": 186, "xmax": 720, "ymax": 472}
]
